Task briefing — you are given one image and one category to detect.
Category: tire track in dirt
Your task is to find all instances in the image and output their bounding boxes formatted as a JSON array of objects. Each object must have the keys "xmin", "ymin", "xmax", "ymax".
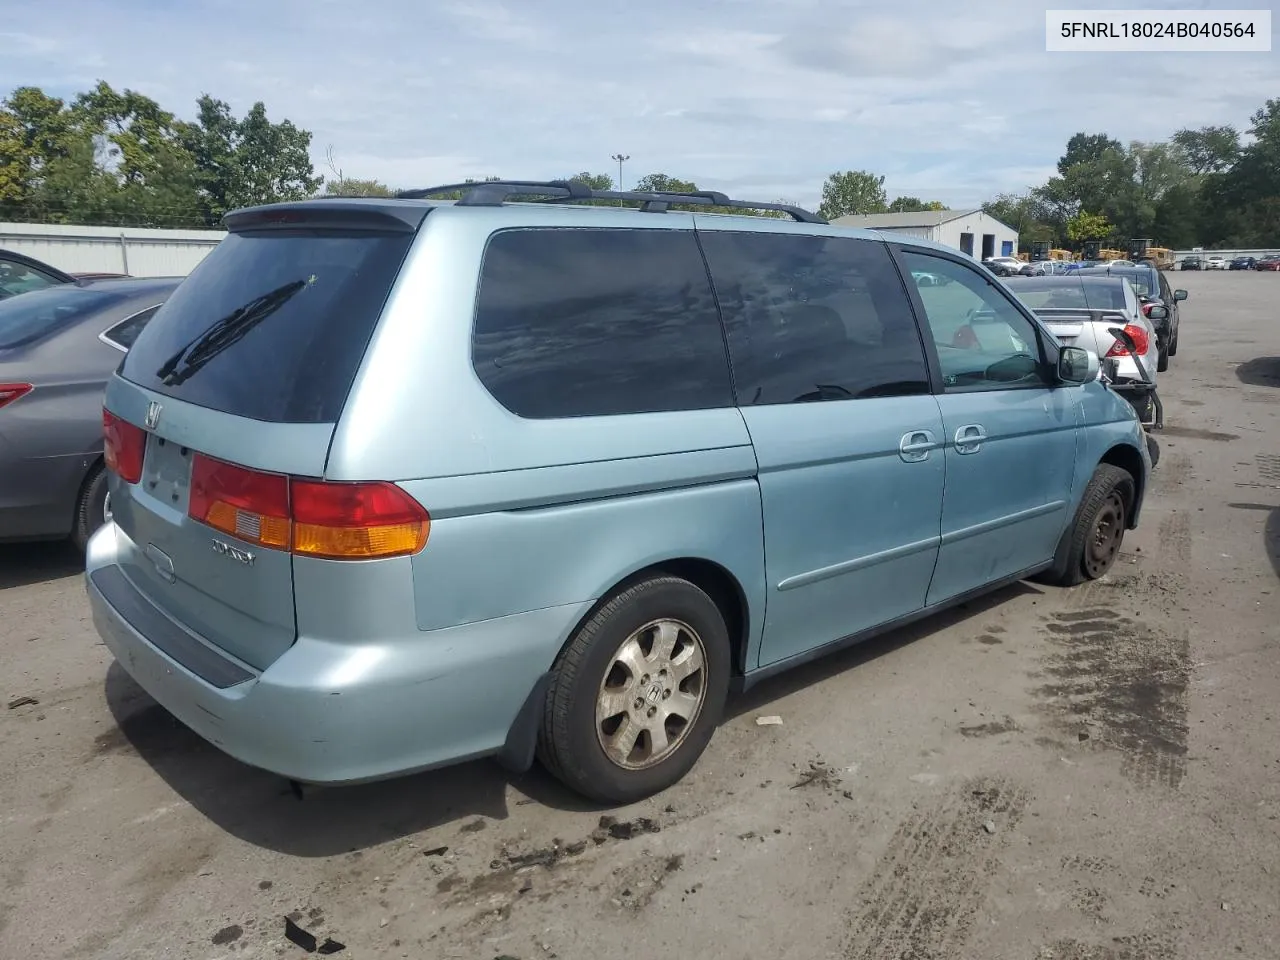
[
  {"xmin": 1032, "ymin": 609, "xmax": 1189, "ymax": 789},
  {"xmin": 1034, "ymin": 931, "xmax": 1177, "ymax": 959},
  {"xmin": 841, "ymin": 776, "xmax": 1030, "ymax": 960}
]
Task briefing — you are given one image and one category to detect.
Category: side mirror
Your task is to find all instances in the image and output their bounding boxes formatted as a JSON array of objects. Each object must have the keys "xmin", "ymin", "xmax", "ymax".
[
  {"xmin": 1057, "ymin": 346, "xmax": 1099, "ymax": 384},
  {"xmin": 1146, "ymin": 304, "xmax": 1169, "ymax": 320},
  {"xmin": 1173, "ymin": 289, "xmax": 1188, "ymax": 301}
]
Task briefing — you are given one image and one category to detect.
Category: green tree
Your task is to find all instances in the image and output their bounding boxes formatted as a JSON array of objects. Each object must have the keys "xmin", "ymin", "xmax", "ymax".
[
  {"xmin": 1214, "ymin": 99, "xmax": 1280, "ymax": 246},
  {"xmin": 634, "ymin": 173, "xmax": 698, "ymax": 195},
  {"xmin": 1066, "ymin": 211, "xmax": 1113, "ymax": 245},
  {"xmin": 177, "ymin": 95, "xmax": 321, "ymax": 222},
  {"xmin": 0, "ymin": 86, "xmax": 100, "ymax": 219},
  {"xmin": 71, "ymin": 81, "xmax": 203, "ymax": 226},
  {"xmin": 324, "ymin": 177, "xmax": 395, "ymax": 197},
  {"xmin": 1057, "ymin": 132, "xmax": 1123, "ymax": 176},
  {"xmin": 887, "ymin": 196, "xmax": 945, "ymax": 213},
  {"xmin": 566, "ymin": 171, "xmax": 613, "ymax": 190},
  {"xmin": 818, "ymin": 169, "xmax": 887, "ymax": 219},
  {"xmin": 1171, "ymin": 125, "xmax": 1240, "ymax": 175}
]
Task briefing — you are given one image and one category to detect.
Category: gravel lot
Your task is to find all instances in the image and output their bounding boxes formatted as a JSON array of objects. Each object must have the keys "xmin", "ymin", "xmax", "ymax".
[{"xmin": 2, "ymin": 271, "xmax": 1278, "ymax": 960}]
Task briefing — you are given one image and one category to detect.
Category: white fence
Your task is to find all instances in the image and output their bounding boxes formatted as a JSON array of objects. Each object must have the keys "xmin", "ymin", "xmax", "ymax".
[{"xmin": 0, "ymin": 222, "xmax": 226, "ymax": 277}]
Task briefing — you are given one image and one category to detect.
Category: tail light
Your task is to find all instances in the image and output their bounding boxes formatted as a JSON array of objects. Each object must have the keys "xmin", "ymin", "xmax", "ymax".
[
  {"xmin": 188, "ymin": 453, "xmax": 430, "ymax": 560},
  {"xmin": 0, "ymin": 383, "xmax": 33, "ymax": 410},
  {"xmin": 1104, "ymin": 324, "xmax": 1150, "ymax": 359},
  {"xmin": 103, "ymin": 409, "xmax": 146, "ymax": 484},
  {"xmin": 190, "ymin": 455, "xmax": 291, "ymax": 549}
]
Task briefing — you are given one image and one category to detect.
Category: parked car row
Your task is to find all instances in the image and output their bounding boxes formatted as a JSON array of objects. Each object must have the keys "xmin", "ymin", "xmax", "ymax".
[
  {"xmin": 1003, "ymin": 272, "xmax": 1176, "ymax": 447},
  {"xmin": 1180, "ymin": 253, "xmax": 1280, "ymax": 271}
]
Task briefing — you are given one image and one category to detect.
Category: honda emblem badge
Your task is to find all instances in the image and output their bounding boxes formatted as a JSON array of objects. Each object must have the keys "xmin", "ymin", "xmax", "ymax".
[{"xmin": 143, "ymin": 401, "xmax": 162, "ymax": 431}]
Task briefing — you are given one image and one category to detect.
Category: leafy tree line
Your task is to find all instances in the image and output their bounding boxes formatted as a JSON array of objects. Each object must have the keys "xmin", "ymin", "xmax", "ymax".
[
  {"xmin": 1, "ymin": 83, "xmax": 320, "ymax": 227},
  {"xmin": 0, "ymin": 83, "xmax": 797, "ymax": 228},
  {"xmin": 981, "ymin": 97, "xmax": 1280, "ymax": 251}
]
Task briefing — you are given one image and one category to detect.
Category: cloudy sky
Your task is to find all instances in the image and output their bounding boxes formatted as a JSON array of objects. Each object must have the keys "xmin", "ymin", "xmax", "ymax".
[{"xmin": 3, "ymin": 0, "xmax": 1276, "ymax": 209}]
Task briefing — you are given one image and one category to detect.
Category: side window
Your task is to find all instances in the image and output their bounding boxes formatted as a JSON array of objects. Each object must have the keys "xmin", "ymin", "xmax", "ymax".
[
  {"xmin": 901, "ymin": 251, "xmax": 1049, "ymax": 392},
  {"xmin": 472, "ymin": 228, "xmax": 733, "ymax": 419},
  {"xmin": 698, "ymin": 231, "xmax": 930, "ymax": 405},
  {"xmin": 102, "ymin": 304, "xmax": 161, "ymax": 351}
]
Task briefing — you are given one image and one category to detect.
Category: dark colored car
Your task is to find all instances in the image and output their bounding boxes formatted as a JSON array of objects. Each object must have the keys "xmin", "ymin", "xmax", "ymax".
[
  {"xmin": 1180, "ymin": 256, "xmax": 1202, "ymax": 271},
  {"xmin": 1077, "ymin": 263, "xmax": 1187, "ymax": 370},
  {"xmin": 1230, "ymin": 256, "xmax": 1257, "ymax": 270},
  {"xmin": 0, "ymin": 248, "xmax": 78, "ymax": 300},
  {"xmin": 0, "ymin": 277, "xmax": 182, "ymax": 548},
  {"xmin": 0, "ymin": 248, "xmax": 130, "ymax": 302},
  {"xmin": 1256, "ymin": 255, "xmax": 1280, "ymax": 272}
]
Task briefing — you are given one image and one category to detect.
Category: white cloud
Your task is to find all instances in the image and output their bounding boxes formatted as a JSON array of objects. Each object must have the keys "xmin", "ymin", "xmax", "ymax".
[{"xmin": 1, "ymin": 0, "xmax": 1276, "ymax": 211}]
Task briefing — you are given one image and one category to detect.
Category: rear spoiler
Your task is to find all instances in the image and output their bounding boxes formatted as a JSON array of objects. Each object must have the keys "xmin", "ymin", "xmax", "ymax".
[
  {"xmin": 224, "ymin": 199, "xmax": 428, "ymax": 234},
  {"xmin": 1029, "ymin": 307, "xmax": 1131, "ymax": 325}
]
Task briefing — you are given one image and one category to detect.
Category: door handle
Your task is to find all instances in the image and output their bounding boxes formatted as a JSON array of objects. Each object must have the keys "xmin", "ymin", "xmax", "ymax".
[
  {"xmin": 954, "ymin": 424, "xmax": 987, "ymax": 454},
  {"xmin": 899, "ymin": 430, "xmax": 939, "ymax": 463}
]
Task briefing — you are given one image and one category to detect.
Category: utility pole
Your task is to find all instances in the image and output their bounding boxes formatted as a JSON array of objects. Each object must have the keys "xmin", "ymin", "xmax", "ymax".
[{"xmin": 611, "ymin": 153, "xmax": 629, "ymax": 205}]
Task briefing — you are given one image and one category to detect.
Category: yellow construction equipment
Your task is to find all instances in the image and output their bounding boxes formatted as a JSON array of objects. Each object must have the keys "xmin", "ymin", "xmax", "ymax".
[{"xmin": 1049, "ymin": 248, "xmax": 1073, "ymax": 261}]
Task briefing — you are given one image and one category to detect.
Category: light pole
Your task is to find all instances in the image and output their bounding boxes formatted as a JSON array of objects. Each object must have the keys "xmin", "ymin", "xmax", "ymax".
[{"xmin": 611, "ymin": 153, "xmax": 629, "ymax": 204}]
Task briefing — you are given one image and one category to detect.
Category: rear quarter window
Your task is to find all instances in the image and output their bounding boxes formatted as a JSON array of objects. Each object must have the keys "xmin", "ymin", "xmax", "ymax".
[
  {"xmin": 121, "ymin": 230, "xmax": 414, "ymax": 423},
  {"xmin": 0, "ymin": 286, "xmax": 128, "ymax": 350},
  {"xmin": 471, "ymin": 227, "xmax": 734, "ymax": 419}
]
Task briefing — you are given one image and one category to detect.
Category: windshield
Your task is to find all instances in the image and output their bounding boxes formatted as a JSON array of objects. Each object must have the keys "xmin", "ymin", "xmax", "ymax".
[{"xmin": 0, "ymin": 285, "xmax": 128, "ymax": 349}]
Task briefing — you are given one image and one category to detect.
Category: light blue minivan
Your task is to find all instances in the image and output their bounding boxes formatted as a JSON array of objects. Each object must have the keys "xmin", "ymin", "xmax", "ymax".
[{"xmin": 86, "ymin": 181, "xmax": 1151, "ymax": 803}]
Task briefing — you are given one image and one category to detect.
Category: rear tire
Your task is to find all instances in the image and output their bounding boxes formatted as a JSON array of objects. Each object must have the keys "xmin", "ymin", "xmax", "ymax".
[
  {"xmin": 537, "ymin": 576, "xmax": 731, "ymax": 804},
  {"xmin": 72, "ymin": 464, "xmax": 109, "ymax": 553},
  {"xmin": 1036, "ymin": 464, "xmax": 1135, "ymax": 588}
]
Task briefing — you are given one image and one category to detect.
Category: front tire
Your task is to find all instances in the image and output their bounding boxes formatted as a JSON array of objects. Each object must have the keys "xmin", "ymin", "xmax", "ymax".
[
  {"xmin": 1168, "ymin": 330, "xmax": 1179, "ymax": 357},
  {"xmin": 1037, "ymin": 464, "xmax": 1135, "ymax": 588},
  {"xmin": 1156, "ymin": 346, "xmax": 1170, "ymax": 372},
  {"xmin": 537, "ymin": 576, "xmax": 731, "ymax": 804},
  {"xmin": 72, "ymin": 464, "xmax": 109, "ymax": 553}
]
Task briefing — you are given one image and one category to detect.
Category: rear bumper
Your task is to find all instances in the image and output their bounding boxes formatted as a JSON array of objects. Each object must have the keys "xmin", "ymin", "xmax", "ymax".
[{"xmin": 85, "ymin": 522, "xmax": 591, "ymax": 784}]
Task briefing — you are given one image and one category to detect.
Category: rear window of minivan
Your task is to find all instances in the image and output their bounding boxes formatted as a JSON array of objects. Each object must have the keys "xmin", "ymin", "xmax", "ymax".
[{"xmin": 121, "ymin": 229, "xmax": 414, "ymax": 423}]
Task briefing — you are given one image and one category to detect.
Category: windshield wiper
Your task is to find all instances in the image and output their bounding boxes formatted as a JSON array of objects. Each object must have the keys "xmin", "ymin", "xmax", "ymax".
[{"xmin": 155, "ymin": 279, "xmax": 308, "ymax": 387}]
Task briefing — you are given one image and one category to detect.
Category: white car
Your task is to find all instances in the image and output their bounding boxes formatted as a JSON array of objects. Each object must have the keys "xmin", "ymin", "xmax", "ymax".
[
  {"xmin": 1205, "ymin": 255, "xmax": 1227, "ymax": 270},
  {"xmin": 982, "ymin": 256, "xmax": 1023, "ymax": 276},
  {"xmin": 1005, "ymin": 274, "xmax": 1163, "ymax": 425}
]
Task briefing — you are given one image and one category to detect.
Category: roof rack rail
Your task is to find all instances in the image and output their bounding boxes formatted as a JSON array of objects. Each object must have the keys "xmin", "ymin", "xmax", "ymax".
[{"xmin": 394, "ymin": 180, "xmax": 826, "ymax": 224}]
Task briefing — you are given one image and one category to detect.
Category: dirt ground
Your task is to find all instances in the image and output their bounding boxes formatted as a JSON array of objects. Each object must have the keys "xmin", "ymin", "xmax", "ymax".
[{"xmin": 1, "ymin": 270, "xmax": 1277, "ymax": 960}]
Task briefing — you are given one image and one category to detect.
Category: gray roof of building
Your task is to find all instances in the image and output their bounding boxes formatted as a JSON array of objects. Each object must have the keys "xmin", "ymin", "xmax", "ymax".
[{"xmin": 831, "ymin": 209, "xmax": 1014, "ymax": 230}]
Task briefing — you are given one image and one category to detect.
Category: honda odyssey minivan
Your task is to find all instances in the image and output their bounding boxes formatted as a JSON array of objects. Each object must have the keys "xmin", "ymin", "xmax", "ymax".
[{"xmin": 86, "ymin": 181, "xmax": 1151, "ymax": 803}]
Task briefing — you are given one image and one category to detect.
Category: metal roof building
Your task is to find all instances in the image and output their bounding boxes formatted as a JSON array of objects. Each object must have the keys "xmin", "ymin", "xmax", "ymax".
[{"xmin": 832, "ymin": 209, "xmax": 1019, "ymax": 260}]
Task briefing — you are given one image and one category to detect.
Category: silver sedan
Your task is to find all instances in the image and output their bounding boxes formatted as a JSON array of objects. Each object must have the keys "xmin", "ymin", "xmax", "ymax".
[{"xmin": 0, "ymin": 276, "xmax": 182, "ymax": 549}]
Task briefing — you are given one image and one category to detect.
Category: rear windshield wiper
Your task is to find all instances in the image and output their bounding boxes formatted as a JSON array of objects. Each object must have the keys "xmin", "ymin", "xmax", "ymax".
[{"xmin": 156, "ymin": 279, "xmax": 308, "ymax": 387}]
